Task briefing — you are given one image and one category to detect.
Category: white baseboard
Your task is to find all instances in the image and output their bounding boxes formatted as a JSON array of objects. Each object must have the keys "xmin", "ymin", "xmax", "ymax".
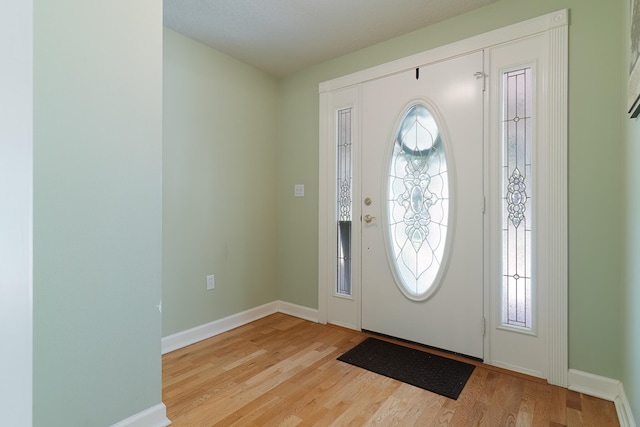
[
  {"xmin": 276, "ymin": 300, "xmax": 319, "ymax": 323},
  {"xmin": 110, "ymin": 403, "xmax": 170, "ymax": 427},
  {"xmin": 162, "ymin": 301, "xmax": 279, "ymax": 354},
  {"xmin": 162, "ymin": 301, "xmax": 319, "ymax": 355},
  {"xmin": 568, "ymin": 369, "xmax": 620, "ymax": 400},
  {"xmin": 568, "ymin": 369, "xmax": 636, "ymax": 427},
  {"xmin": 614, "ymin": 383, "xmax": 637, "ymax": 427}
]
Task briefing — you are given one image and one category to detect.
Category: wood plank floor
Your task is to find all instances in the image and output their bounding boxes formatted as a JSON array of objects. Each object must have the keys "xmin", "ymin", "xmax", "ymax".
[{"xmin": 163, "ymin": 313, "xmax": 619, "ymax": 426}]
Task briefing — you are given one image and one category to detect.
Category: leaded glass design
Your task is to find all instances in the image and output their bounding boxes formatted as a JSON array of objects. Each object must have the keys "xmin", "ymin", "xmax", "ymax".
[
  {"xmin": 337, "ymin": 108, "xmax": 352, "ymax": 296},
  {"xmin": 502, "ymin": 68, "xmax": 533, "ymax": 329},
  {"xmin": 387, "ymin": 104, "xmax": 449, "ymax": 297}
]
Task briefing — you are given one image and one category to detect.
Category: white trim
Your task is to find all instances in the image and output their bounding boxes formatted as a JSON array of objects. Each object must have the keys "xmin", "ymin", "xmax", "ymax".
[
  {"xmin": 615, "ymin": 383, "xmax": 637, "ymax": 427},
  {"xmin": 546, "ymin": 18, "xmax": 569, "ymax": 388},
  {"xmin": 568, "ymin": 369, "xmax": 637, "ymax": 427},
  {"xmin": 318, "ymin": 90, "xmax": 330, "ymax": 325},
  {"xmin": 277, "ymin": 300, "xmax": 319, "ymax": 323},
  {"xmin": 162, "ymin": 301, "xmax": 319, "ymax": 354},
  {"xmin": 162, "ymin": 302, "xmax": 278, "ymax": 354},
  {"xmin": 568, "ymin": 369, "xmax": 620, "ymax": 401},
  {"xmin": 319, "ymin": 10, "xmax": 567, "ymax": 93},
  {"xmin": 110, "ymin": 403, "xmax": 171, "ymax": 427}
]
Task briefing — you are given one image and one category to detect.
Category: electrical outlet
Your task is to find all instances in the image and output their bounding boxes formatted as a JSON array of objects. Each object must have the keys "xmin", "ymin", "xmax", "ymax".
[{"xmin": 206, "ymin": 274, "xmax": 215, "ymax": 290}]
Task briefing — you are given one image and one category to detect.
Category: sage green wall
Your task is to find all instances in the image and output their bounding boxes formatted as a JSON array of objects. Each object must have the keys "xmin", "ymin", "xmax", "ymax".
[
  {"xmin": 162, "ymin": 29, "xmax": 279, "ymax": 336},
  {"xmin": 278, "ymin": 0, "xmax": 625, "ymax": 381},
  {"xmin": 624, "ymin": 0, "xmax": 640, "ymax": 419},
  {"xmin": 33, "ymin": 1, "xmax": 163, "ymax": 425}
]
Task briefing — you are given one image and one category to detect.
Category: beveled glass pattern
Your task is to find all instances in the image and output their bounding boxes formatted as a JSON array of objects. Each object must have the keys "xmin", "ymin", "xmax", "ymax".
[
  {"xmin": 337, "ymin": 108, "xmax": 352, "ymax": 296},
  {"xmin": 388, "ymin": 105, "xmax": 449, "ymax": 297},
  {"xmin": 502, "ymin": 68, "xmax": 533, "ymax": 329}
]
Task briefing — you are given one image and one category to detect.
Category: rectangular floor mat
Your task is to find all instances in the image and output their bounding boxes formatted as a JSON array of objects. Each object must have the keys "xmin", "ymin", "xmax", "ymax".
[{"xmin": 337, "ymin": 337, "xmax": 475, "ymax": 400}]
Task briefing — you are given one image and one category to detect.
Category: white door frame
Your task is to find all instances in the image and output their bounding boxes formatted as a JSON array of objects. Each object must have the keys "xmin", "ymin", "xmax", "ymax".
[{"xmin": 318, "ymin": 10, "xmax": 568, "ymax": 386}]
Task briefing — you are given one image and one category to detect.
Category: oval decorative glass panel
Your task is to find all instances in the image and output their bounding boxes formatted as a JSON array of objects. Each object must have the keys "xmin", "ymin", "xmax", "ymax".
[{"xmin": 387, "ymin": 104, "xmax": 450, "ymax": 299}]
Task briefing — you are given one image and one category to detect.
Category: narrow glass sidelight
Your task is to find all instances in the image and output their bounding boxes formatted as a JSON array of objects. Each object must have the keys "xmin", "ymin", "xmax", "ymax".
[
  {"xmin": 336, "ymin": 107, "xmax": 352, "ymax": 296},
  {"xmin": 387, "ymin": 104, "xmax": 450, "ymax": 299},
  {"xmin": 502, "ymin": 68, "xmax": 533, "ymax": 329}
]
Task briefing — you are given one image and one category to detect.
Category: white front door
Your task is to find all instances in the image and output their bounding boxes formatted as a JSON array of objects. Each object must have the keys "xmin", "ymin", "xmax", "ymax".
[{"xmin": 360, "ymin": 51, "xmax": 485, "ymax": 359}]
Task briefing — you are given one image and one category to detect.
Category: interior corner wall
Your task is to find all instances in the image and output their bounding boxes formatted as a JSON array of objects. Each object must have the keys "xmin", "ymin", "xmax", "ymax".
[
  {"xmin": 0, "ymin": 1, "xmax": 33, "ymax": 425},
  {"xmin": 277, "ymin": 0, "xmax": 625, "ymax": 382},
  {"xmin": 162, "ymin": 29, "xmax": 279, "ymax": 337},
  {"xmin": 33, "ymin": 1, "xmax": 163, "ymax": 425}
]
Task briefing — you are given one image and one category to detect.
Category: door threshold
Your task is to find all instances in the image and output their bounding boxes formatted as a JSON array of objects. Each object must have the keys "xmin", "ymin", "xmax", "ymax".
[{"xmin": 362, "ymin": 329, "xmax": 483, "ymax": 364}]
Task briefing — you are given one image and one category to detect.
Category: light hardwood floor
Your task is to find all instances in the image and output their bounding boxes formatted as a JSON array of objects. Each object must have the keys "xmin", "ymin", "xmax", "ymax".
[{"xmin": 163, "ymin": 313, "xmax": 619, "ymax": 426}]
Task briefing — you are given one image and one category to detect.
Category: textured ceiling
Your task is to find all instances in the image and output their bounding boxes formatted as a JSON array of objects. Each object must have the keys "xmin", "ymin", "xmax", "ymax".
[{"xmin": 163, "ymin": 0, "xmax": 498, "ymax": 77}]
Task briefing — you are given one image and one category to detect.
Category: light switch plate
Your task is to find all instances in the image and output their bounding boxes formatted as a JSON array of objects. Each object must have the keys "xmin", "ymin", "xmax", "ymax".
[{"xmin": 294, "ymin": 184, "xmax": 305, "ymax": 197}]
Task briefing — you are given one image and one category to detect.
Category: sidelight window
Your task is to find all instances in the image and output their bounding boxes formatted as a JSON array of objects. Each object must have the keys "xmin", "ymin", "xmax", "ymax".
[
  {"xmin": 502, "ymin": 68, "xmax": 533, "ymax": 329},
  {"xmin": 336, "ymin": 107, "xmax": 352, "ymax": 296}
]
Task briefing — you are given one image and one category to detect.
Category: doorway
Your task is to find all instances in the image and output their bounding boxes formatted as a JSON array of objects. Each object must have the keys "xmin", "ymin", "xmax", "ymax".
[{"xmin": 318, "ymin": 9, "xmax": 568, "ymax": 385}]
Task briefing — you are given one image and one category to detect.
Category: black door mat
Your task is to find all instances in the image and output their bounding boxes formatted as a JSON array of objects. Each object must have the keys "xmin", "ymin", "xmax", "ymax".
[{"xmin": 337, "ymin": 337, "xmax": 475, "ymax": 400}]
